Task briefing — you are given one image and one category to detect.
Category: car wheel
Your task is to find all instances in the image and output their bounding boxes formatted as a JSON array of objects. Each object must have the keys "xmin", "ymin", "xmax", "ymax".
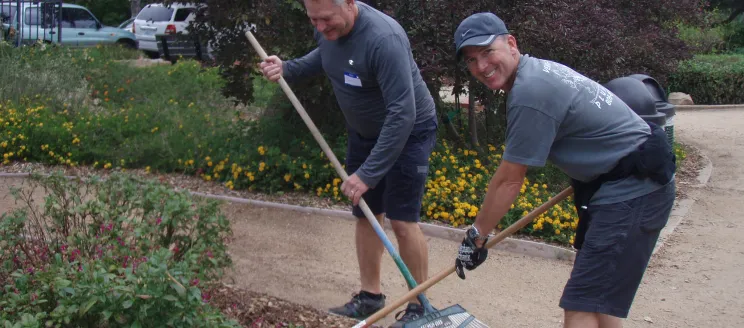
[
  {"xmin": 117, "ymin": 39, "xmax": 137, "ymax": 49},
  {"xmin": 144, "ymin": 50, "xmax": 160, "ymax": 59}
]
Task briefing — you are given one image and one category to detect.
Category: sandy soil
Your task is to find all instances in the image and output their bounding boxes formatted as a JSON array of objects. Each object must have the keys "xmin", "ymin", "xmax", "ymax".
[{"xmin": 1, "ymin": 108, "xmax": 742, "ymax": 327}]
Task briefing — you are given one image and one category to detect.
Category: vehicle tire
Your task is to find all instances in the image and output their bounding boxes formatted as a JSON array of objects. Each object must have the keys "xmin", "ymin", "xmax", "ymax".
[
  {"xmin": 145, "ymin": 50, "xmax": 160, "ymax": 59},
  {"xmin": 117, "ymin": 39, "xmax": 137, "ymax": 49}
]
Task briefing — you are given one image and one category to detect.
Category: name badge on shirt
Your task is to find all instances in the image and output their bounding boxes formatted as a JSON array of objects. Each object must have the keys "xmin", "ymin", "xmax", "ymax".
[{"xmin": 344, "ymin": 72, "xmax": 362, "ymax": 87}]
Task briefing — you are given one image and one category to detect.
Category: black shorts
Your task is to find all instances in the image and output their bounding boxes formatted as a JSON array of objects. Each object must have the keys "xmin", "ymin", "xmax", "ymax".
[
  {"xmin": 560, "ymin": 179, "xmax": 676, "ymax": 318},
  {"xmin": 345, "ymin": 117, "xmax": 437, "ymax": 222}
]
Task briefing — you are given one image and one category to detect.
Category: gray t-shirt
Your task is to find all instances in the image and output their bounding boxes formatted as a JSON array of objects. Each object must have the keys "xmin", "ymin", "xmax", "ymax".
[
  {"xmin": 282, "ymin": 2, "xmax": 436, "ymax": 189},
  {"xmin": 503, "ymin": 54, "xmax": 666, "ymax": 204}
]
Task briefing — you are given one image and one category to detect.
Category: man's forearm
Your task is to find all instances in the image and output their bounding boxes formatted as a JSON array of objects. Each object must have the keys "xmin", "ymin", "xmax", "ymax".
[
  {"xmin": 282, "ymin": 48, "xmax": 322, "ymax": 83},
  {"xmin": 473, "ymin": 174, "xmax": 523, "ymax": 245}
]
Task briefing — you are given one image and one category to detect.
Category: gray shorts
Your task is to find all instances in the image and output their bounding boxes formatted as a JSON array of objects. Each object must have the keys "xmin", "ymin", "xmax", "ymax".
[{"xmin": 559, "ymin": 179, "xmax": 675, "ymax": 318}]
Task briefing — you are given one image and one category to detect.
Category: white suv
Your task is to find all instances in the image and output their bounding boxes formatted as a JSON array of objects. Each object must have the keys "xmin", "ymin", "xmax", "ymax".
[{"xmin": 133, "ymin": 2, "xmax": 197, "ymax": 58}]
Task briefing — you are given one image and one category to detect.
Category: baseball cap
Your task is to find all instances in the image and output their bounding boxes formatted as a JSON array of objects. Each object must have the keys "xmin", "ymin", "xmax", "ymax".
[{"xmin": 454, "ymin": 12, "xmax": 509, "ymax": 59}]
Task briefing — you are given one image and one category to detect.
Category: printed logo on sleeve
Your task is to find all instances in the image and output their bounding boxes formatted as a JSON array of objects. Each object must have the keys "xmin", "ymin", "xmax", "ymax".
[{"xmin": 541, "ymin": 60, "xmax": 613, "ymax": 109}]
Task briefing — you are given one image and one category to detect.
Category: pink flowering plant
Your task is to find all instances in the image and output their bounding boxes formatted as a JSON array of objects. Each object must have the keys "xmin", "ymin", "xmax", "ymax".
[{"xmin": 0, "ymin": 172, "xmax": 240, "ymax": 327}]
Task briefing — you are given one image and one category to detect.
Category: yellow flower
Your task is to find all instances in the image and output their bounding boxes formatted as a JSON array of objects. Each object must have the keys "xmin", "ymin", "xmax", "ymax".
[
  {"xmin": 258, "ymin": 146, "xmax": 266, "ymax": 155},
  {"xmin": 284, "ymin": 173, "xmax": 291, "ymax": 182}
]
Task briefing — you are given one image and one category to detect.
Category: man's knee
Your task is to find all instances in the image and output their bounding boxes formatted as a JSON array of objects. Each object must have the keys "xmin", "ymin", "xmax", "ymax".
[
  {"xmin": 564, "ymin": 310, "xmax": 598, "ymax": 328},
  {"xmin": 389, "ymin": 220, "xmax": 421, "ymax": 239}
]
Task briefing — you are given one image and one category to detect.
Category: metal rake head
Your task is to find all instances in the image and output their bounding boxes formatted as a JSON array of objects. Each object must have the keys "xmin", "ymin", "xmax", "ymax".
[{"xmin": 402, "ymin": 304, "xmax": 489, "ymax": 328}]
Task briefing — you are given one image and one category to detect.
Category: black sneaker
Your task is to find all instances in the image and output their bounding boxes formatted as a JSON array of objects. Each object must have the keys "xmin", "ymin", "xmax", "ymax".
[
  {"xmin": 389, "ymin": 303, "xmax": 424, "ymax": 328},
  {"xmin": 329, "ymin": 291, "xmax": 386, "ymax": 320}
]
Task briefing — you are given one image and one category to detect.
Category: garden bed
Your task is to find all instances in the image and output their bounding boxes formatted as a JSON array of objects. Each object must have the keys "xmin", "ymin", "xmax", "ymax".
[
  {"xmin": 204, "ymin": 283, "xmax": 366, "ymax": 328},
  {"xmin": 0, "ymin": 44, "xmax": 704, "ymax": 327}
]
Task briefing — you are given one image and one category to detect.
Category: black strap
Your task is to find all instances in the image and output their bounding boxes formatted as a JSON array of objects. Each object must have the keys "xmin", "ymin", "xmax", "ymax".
[{"xmin": 571, "ymin": 122, "xmax": 676, "ymax": 250}]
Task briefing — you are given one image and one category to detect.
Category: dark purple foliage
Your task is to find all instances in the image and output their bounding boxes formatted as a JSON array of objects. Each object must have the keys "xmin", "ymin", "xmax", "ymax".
[{"xmin": 183, "ymin": 0, "xmax": 706, "ymax": 131}]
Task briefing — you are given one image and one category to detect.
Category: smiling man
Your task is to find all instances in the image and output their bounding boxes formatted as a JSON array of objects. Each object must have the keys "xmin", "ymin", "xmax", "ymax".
[
  {"xmin": 257, "ymin": 0, "xmax": 438, "ymax": 327},
  {"xmin": 451, "ymin": 12, "xmax": 677, "ymax": 328}
]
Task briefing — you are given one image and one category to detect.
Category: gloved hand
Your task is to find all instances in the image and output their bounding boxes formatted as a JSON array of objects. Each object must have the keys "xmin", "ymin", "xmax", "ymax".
[{"xmin": 455, "ymin": 228, "xmax": 488, "ymax": 279}]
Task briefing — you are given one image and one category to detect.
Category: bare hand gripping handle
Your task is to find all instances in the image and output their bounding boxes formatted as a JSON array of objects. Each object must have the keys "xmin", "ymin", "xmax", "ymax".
[
  {"xmin": 246, "ymin": 29, "xmax": 574, "ymax": 328},
  {"xmin": 245, "ymin": 30, "xmax": 436, "ymax": 313}
]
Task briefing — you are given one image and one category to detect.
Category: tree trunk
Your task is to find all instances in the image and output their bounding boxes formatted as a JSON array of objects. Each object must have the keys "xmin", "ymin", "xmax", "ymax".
[
  {"xmin": 130, "ymin": 0, "xmax": 141, "ymax": 18},
  {"xmin": 468, "ymin": 82, "xmax": 479, "ymax": 148},
  {"xmin": 430, "ymin": 84, "xmax": 466, "ymax": 150},
  {"xmin": 713, "ymin": 2, "xmax": 744, "ymax": 27}
]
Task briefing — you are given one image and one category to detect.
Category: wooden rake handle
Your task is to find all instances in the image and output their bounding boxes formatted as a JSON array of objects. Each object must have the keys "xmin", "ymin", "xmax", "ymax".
[
  {"xmin": 354, "ymin": 186, "xmax": 575, "ymax": 328},
  {"xmin": 244, "ymin": 31, "xmax": 349, "ymax": 182},
  {"xmin": 245, "ymin": 30, "xmax": 434, "ymax": 308}
]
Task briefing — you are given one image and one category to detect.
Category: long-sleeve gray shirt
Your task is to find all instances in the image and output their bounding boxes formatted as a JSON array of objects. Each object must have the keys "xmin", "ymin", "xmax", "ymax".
[{"xmin": 281, "ymin": 1, "xmax": 436, "ymax": 189}]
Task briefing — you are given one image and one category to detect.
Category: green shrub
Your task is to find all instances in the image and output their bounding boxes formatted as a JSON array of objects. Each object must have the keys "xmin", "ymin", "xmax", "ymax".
[
  {"xmin": 0, "ymin": 44, "xmax": 139, "ymax": 109},
  {"xmin": 0, "ymin": 172, "xmax": 238, "ymax": 327},
  {"xmin": 675, "ymin": 20, "xmax": 730, "ymax": 54},
  {"xmin": 673, "ymin": 7, "xmax": 744, "ymax": 55},
  {"xmin": 668, "ymin": 54, "xmax": 744, "ymax": 104}
]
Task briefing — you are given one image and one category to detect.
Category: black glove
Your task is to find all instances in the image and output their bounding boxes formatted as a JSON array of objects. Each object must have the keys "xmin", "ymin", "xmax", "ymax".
[{"xmin": 455, "ymin": 228, "xmax": 488, "ymax": 279}]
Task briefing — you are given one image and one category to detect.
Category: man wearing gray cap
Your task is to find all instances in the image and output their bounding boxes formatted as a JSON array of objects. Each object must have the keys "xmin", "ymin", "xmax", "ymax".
[{"xmin": 450, "ymin": 12, "xmax": 677, "ymax": 328}]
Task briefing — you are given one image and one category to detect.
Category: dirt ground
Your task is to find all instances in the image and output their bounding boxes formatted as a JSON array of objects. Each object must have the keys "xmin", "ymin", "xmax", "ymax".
[
  {"xmin": 1, "ymin": 108, "xmax": 743, "ymax": 327},
  {"xmin": 212, "ymin": 108, "xmax": 744, "ymax": 327}
]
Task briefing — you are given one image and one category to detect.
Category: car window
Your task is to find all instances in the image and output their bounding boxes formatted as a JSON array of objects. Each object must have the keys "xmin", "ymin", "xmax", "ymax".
[
  {"xmin": 173, "ymin": 8, "xmax": 194, "ymax": 22},
  {"xmin": 1, "ymin": 5, "xmax": 16, "ymax": 24},
  {"xmin": 61, "ymin": 8, "xmax": 97, "ymax": 29},
  {"xmin": 24, "ymin": 7, "xmax": 55, "ymax": 26},
  {"xmin": 136, "ymin": 6, "xmax": 173, "ymax": 22}
]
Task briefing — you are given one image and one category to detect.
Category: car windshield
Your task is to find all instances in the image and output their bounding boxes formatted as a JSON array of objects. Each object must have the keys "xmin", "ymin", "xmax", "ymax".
[{"xmin": 136, "ymin": 6, "xmax": 172, "ymax": 22}]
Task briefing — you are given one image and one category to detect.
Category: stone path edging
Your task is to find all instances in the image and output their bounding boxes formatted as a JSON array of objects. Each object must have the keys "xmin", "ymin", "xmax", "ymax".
[
  {"xmin": 675, "ymin": 104, "xmax": 744, "ymax": 111},
  {"xmin": 0, "ymin": 148, "xmax": 712, "ymax": 263},
  {"xmin": 190, "ymin": 191, "xmax": 579, "ymax": 262}
]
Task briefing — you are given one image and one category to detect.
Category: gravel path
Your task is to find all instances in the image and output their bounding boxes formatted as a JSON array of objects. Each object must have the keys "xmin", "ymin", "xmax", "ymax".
[
  {"xmin": 1, "ymin": 108, "xmax": 742, "ymax": 327},
  {"xmin": 217, "ymin": 108, "xmax": 744, "ymax": 327}
]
